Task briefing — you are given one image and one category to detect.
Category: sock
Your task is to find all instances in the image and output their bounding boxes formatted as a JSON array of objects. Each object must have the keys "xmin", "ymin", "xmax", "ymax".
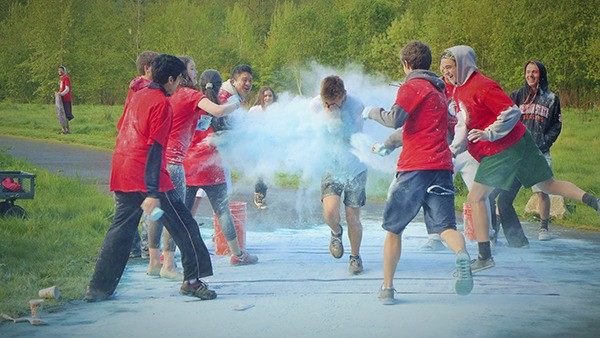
[
  {"xmin": 478, "ymin": 241, "xmax": 491, "ymax": 260},
  {"xmin": 582, "ymin": 193, "xmax": 599, "ymax": 211},
  {"xmin": 349, "ymin": 255, "xmax": 360, "ymax": 259},
  {"xmin": 540, "ymin": 219, "xmax": 549, "ymax": 230},
  {"xmin": 331, "ymin": 225, "xmax": 343, "ymax": 237}
]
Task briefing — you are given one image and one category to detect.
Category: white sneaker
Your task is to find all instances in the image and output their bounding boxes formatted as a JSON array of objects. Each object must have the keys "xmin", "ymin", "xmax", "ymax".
[
  {"xmin": 538, "ymin": 228, "xmax": 551, "ymax": 241},
  {"xmin": 420, "ymin": 239, "xmax": 445, "ymax": 251}
]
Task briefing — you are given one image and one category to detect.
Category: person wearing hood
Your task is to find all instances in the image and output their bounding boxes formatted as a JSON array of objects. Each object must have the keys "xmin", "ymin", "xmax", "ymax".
[
  {"xmin": 364, "ymin": 41, "xmax": 474, "ymax": 304},
  {"xmin": 511, "ymin": 61, "xmax": 562, "ymax": 241},
  {"xmin": 127, "ymin": 50, "xmax": 158, "ymax": 260},
  {"xmin": 441, "ymin": 46, "xmax": 600, "ymax": 273}
]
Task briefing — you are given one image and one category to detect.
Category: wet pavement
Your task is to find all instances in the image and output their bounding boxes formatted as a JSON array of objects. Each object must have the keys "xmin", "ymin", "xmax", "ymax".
[{"xmin": 1, "ymin": 135, "xmax": 600, "ymax": 337}]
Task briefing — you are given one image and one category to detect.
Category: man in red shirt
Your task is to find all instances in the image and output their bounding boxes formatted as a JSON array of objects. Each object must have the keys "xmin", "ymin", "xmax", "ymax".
[
  {"xmin": 56, "ymin": 66, "xmax": 73, "ymax": 134},
  {"xmin": 84, "ymin": 54, "xmax": 216, "ymax": 302},
  {"xmin": 364, "ymin": 41, "xmax": 473, "ymax": 304},
  {"xmin": 442, "ymin": 45, "xmax": 600, "ymax": 273}
]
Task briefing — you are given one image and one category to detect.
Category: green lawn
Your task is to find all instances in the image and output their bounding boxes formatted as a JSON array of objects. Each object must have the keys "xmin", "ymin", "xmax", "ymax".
[{"xmin": 0, "ymin": 150, "xmax": 114, "ymax": 317}]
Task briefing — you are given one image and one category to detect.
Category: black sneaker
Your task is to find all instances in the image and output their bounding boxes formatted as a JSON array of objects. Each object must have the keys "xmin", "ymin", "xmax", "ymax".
[
  {"xmin": 471, "ymin": 257, "xmax": 495, "ymax": 273},
  {"xmin": 84, "ymin": 285, "xmax": 110, "ymax": 302},
  {"xmin": 180, "ymin": 280, "xmax": 217, "ymax": 300}
]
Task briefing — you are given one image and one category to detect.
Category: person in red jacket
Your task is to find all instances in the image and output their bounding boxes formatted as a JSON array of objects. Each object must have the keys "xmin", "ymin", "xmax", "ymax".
[
  {"xmin": 128, "ymin": 50, "xmax": 158, "ymax": 260},
  {"xmin": 364, "ymin": 41, "xmax": 473, "ymax": 304},
  {"xmin": 184, "ymin": 69, "xmax": 258, "ymax": 266},
  {"xmin": 84, "ymin": 54, "xmax": 216, "ymax": 302},
  {"xmin": 441, "ymin": 46, "xmax": 600, "ymax": 273}
]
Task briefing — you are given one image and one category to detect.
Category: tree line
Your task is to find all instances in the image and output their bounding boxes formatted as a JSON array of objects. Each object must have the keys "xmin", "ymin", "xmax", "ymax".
[{"xmin": 0, "ymin": 0, "xmax": 598, "ymax": 107}]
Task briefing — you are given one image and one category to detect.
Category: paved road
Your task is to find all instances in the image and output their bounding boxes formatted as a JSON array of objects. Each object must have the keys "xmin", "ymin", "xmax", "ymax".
[{"xmin": 1, "ymin": 135, "xmax": 600, "ymax": 338}]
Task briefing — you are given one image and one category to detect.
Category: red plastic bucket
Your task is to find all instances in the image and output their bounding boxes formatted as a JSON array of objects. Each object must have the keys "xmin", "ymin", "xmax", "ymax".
[
  {"xmin": 213, "ymin": 202, "xmax": 247, "ymax": 255},
  {"xmin": 463, "ymin": 202, "xmax": 476, "ymax": 241}
]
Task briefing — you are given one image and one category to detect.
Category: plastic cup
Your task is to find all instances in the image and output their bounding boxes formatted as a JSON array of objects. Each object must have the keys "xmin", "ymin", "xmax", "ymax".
[
  {"xmin": 38, "ymin": 286, "xmax": 61, "ymax": 300},
  {"xmin": 29, "ymin": 299, "xmax": 44, "ymax": 318},
  {"xmin": 150, "ymin": 207, "xmax": 164, "ymax": 221}
]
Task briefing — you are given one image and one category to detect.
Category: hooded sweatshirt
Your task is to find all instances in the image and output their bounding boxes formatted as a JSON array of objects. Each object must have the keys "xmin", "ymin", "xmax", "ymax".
[
  {"xmin": 445, "ymin": 46, "xmax": 526, "ymax": 162},
  {"xmin": 368, "ymin": 69, "xmax": 453, "ymax": 172},
  {"xmin": 509, "ymin": 61, "xmax": 561, "ymax": 153}
]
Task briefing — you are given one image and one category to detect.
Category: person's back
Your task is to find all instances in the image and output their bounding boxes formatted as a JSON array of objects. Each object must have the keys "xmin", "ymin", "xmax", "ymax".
[
  {"xmin": 166, "ymin": 86, "xmax": 205, "ymax": 165},
  {"xmin": 112, "ymin": 85, "xmax": 173, "ymax": 192},
  {"xmin": 395, "ymin": 72, "xmax": 452, "ymax": 172}
]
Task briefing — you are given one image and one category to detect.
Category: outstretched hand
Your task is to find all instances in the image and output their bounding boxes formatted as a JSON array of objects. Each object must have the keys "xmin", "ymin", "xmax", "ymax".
[
  {"xmin": 371, "ymin": 142, "xmax": 391, "ymax": 156},
  {"xmin": 361, "ymin": 106, "xmax": 381, "ymax": 120}
]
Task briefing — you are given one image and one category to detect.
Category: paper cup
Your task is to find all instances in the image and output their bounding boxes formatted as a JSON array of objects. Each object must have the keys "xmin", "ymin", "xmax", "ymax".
[
  {"xmin": 29, "ymin": 299, "xmax": 44, "ymax": 318},
  {"xmin": 38, "ymin": 286, "xmax": 61, "ymax": 300}
]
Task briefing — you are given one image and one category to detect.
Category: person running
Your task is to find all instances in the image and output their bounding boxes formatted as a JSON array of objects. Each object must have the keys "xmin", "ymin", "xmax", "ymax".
[
  {"xmin": 84, "ymin": 54, "xmax": 216, "ymax": 302},
  {"xmin": 363, "ymin": 41, "xmax": 473, "ymax": 304},
  {"xmin": 310, "ymin": 75, "xmax": 367, "ymax": 275},
  {"xmin": 249, "ymin": 86, "xmax": 278, "ymax": 209},
  {"xmin": 183, "ymin": 69, "xmax": 258, "ymax": 266},
  {"xmin": 440, "ymin": 45, "xmax": 600, "ymax": 273}
]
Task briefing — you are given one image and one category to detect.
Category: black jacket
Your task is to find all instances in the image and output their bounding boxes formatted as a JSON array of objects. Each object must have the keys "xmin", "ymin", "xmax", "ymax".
[{"xmin": 509, "ymin": 61, "xmax": 561, "ymax": 153}]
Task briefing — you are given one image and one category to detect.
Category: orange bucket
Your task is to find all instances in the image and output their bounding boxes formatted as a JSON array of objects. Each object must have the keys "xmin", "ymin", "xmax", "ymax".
[
  {"xmin": 463, "ymin": 202, "xmax": 476, "ymax": 241},
  {"xmin": 213, "ymin": 202, "xmax": 247, "ymax": 255}
]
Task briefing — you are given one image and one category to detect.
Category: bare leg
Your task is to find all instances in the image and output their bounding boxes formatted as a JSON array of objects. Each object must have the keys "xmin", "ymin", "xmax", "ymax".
[
  {"xmin": 345, "ymin": 206, "xmax": 362, "ymax": 256},
  {"xmin": 467, "ymin": 182, "xmax": 496, "ymax": 243},
  {"xmin": 440, "ymin": 229, "xmax": 467, "ymax": 254},
  {"xmin": 537, "ymin": 178, "xmax": 586, "ymax": 201},
  {"xmin": 383, "ymin": 231, "xmax": 402, "ymax": 289},
  {"xmin": 322, "ymin": 195, "xmax": 342, "ymax": 234}
]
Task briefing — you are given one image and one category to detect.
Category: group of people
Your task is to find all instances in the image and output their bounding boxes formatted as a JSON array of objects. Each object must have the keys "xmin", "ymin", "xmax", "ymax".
[{"xmin": 83, "ymin": 41, "xmax": 600, "ymax": 305}]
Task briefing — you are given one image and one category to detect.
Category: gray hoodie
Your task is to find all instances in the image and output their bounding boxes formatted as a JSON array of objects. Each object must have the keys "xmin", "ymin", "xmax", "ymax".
[{"xmin": 443, "ymin": 46, "xmax": 521, "ymax": 143}]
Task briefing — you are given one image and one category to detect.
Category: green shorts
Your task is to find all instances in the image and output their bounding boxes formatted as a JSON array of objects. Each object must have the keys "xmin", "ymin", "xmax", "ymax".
[{"xmin": 474, "ymin": 130, "xmax": 553, "ymax": 191}]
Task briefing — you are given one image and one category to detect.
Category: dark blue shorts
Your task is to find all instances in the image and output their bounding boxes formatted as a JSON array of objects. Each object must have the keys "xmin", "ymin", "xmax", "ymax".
[{"xmin": 382, "ymin": 170, "xmax": 457, "ymax": 235}]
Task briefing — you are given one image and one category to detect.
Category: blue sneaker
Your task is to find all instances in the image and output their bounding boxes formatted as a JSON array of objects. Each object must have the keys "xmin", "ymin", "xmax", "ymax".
[{"xmin": 455, "ymin": 252, "xmax": 473, "ymax": 296}]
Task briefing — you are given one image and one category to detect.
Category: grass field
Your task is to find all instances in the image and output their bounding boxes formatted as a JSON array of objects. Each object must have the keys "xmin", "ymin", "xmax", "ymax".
[{"xmin": 0, "ymin": 150, "xmax": 114, "ymax": 317}]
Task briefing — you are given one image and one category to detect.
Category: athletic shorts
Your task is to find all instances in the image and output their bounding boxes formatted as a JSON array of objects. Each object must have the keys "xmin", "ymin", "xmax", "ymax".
[
  {"xmin": 475, "ymin": 130, "xmax": 553, "ymax": 191},
  {"xmin": 321, "ymin": 169, "xmax": 367, "ymax": 208},
  {"xmin": 382, "ymin": 170, "xmax": 456, "ymax": 235},
  {"xmin": 532, "ymin": 151, "xmax": 552, "ymax": 193}
]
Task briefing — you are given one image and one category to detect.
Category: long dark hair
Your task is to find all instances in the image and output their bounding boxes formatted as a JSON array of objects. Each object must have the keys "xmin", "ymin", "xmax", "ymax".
[
  {"xmin": 199, "ymin": 69, "xmax": 222, "ymax": 104},
  {"xmin": 199, "ymin": 69, "xmax": 229, "ymax": 131},
  {"xmin": 178, "ymin": 56, "xmax": 197, "ymax": 89},
  {"xmin": 253, "ymin": 86, "xmax": 277, "ymax": 108}
]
